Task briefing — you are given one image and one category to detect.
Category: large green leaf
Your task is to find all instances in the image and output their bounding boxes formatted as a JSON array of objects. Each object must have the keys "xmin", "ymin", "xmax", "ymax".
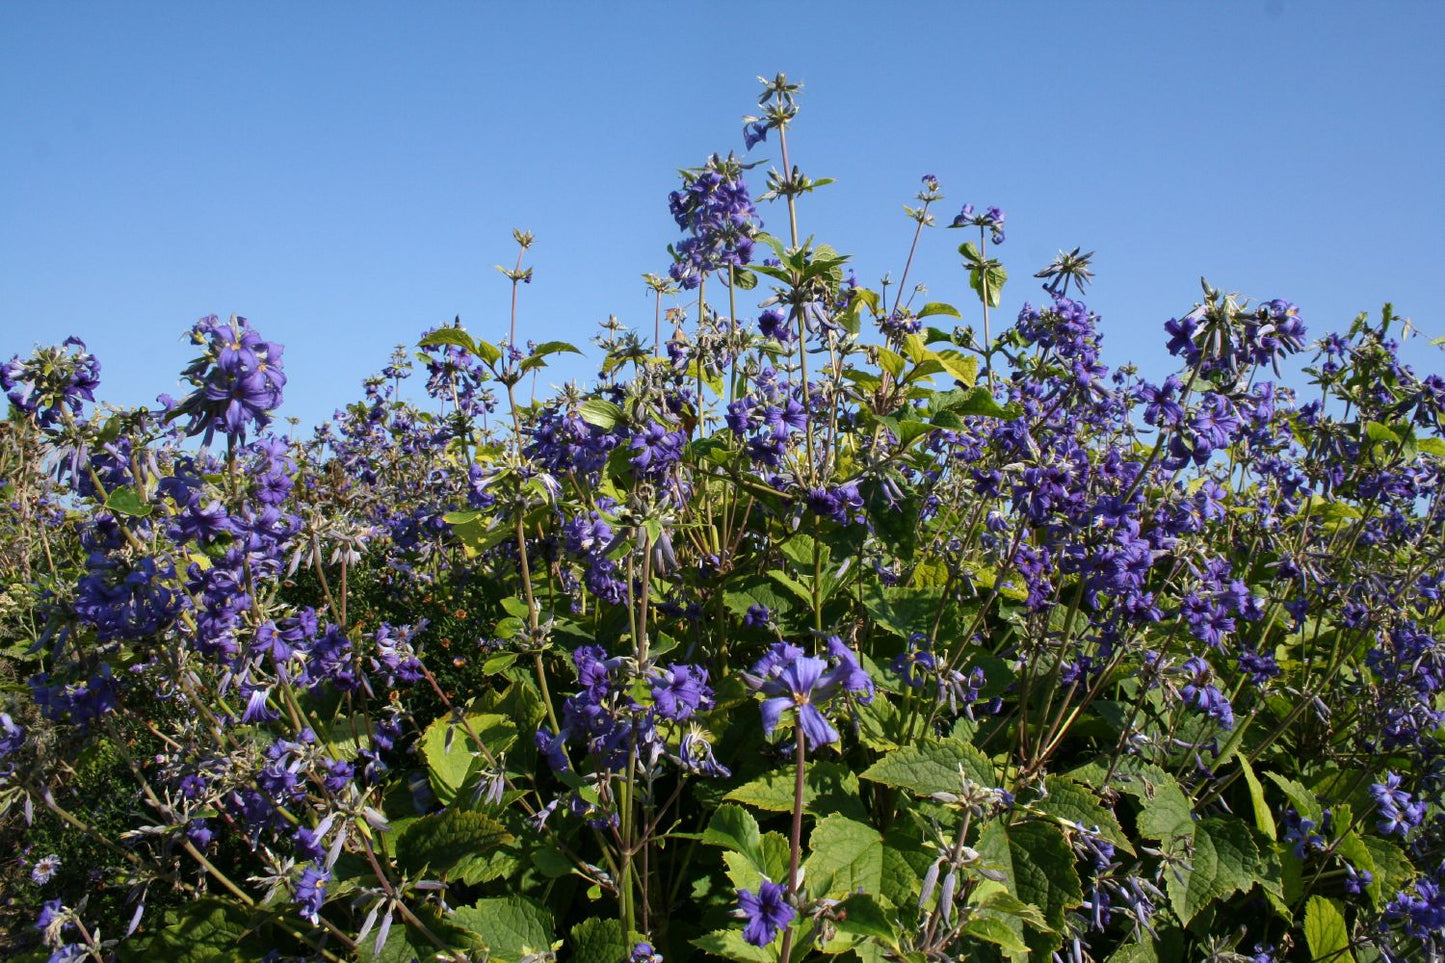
[
  {"xmin": 419, "ymin": 327, "xmax": 478, "ymax": 354},
  {"xmin": 804, "ymin": 814, "xmax": 885, "ymax": 900},
  {"xmin": 578, "ymin": 398, "xmax": 625, "ymax": 429},
  {"xmin": 119, "ymin": 898, "xmax": 255, "ymax": 962},
  {"xmin": 703, "ymin": 803, "xmax": 765, "ymax": 869},
  {"xmin": 419, "ymin": 712, "xmax": 516, "ymax": 805},
  {"xmin": 1264, "ymin": 772, "xmax": 1324, "ymax": 824},
  {"xmin": 1006, "ymin": 821, "xmax": 1084, "ymax": 951},
  {"xmin": 1032, "ymin": 775, "xmax": 1133, "ymax": 855},
  {"xmin": 104, "ymin": 485, "xmax": 153, "ymax": 518},
  {"xmin": 396, "ymin": 808, "xmax": 515, "ymax": 883},
  {"xmin": 1238, "ymin": 755, "xmax": 1277, "ymax": 840},
  {"xmin": 1303, "ymin": 896, "xmax": 1353, "ymax": 963},
  {"xmin": 835, "ymin": 893, "xmax": 896, "ymax": 946},
  {"xmin": 1163, "ymin": 816, "xmax": 1261, "ymax": 925},
  {"xmin": 859, "ymin": 737, "xmax": 995, "ymax": 796},
  {"xmin": 879, "ymin": 819, "xmax": 931, "ymax": 910},
  {"xmin": 569, "ymin": 917, "xmax": 627, "ymax": 963},
  {"xmin": 1073, "ymin": 757, "xmax": 1194, "ymax": 842},
  {"xmin": 692, "ymin": 929, "xmax": 776, "ymax": 961},
  {"xmin": 722, "ymin": 831, "xmax": 790, "ymax": 893},
  {"xmin": 453, "ymin": 896, "xmax": 556, "ymax": 963},
  {"xmin": 725, "ymin": 759, "xmax": 868, "ymax": 821},
  {"xmin": 917, "ymin": 301, "xmax": 962, "ymax": 320},
  {"xmin": 960, "ymin": 915, "xmax": 1029, "ymax": 954}
]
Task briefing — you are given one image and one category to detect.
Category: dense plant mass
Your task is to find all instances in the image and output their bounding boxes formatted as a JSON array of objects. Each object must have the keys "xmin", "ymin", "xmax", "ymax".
[{"xmin": 2, "ymin": 74, "xmax": 1444, "ymax": 963}]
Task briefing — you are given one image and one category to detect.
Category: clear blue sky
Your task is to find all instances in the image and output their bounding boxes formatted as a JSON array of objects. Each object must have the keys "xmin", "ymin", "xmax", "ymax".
[{"xmin": 3, "ymin": 3, "xmax": 1441, "ymax": 430}]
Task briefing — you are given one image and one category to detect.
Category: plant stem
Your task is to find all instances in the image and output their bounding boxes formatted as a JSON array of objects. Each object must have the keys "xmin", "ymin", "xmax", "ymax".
[{"xmin": 777, "ymin": 723, "xmax": 807, "ymax": 963}]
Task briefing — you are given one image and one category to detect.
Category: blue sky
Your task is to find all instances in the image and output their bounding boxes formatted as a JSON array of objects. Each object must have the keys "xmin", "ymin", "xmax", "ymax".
[{"xmin": 2, "ymin": 3, "xmax": 1441, "ymax": 431}]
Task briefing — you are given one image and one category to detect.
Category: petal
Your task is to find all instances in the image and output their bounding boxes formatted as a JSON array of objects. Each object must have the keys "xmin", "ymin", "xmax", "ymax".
[
  {"xmin": 799, "ymin": 704, "xmax": 839, "ymax": 748},
  {"xmin": 786, "ymin": 655, "xmax": 829, "ymax": 696},
  {"xmin": 759, "ymin": 697, "xmax": 790, "ymax": 737}
]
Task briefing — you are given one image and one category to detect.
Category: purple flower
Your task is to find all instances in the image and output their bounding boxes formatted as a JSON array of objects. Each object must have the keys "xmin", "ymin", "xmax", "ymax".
[
  {"xmin": 293, "ymin": 863, "xmax": 330, "ymax": 923},
  {"xmin": 737, "ymin": 879, "xmax": 794, "ymax": 946},
  {"xmin": 629, "ymin": 423, "xmax": 686, "ymax": 478},
  {"xmin": 1343, "ymin": 863, "xmax": 1373, "ymax": 895},
  {"xmin": 0, "ymin": 712, "xmax": 25, "ymax": 757},
  {"xmin": 650, "ymin": 663, "xmax": 714, "ymax": 721},
  {"xmin": 892, "ymin": 638, "xmax": 937, "ymax": 687},
  {"xmin": 186, "ymin": 819, "xmax": 215, "ymax": 849},
  {"xmin": 758, "ymin": 654, "xmax": 840, "ymax": 748},
  {"xmin": 174, "ymin": 315, "xmax": 286, "ymax": 445},
  {"xmin": 749, "ymin": 640, "xmax": 872, "ymax": 749},
  {"xmin": 30, "ymin": 854, "xmax": 61, "ymax": 885},
  {"xmin": 950, "ymin": 203, "xmax": 1006, "ymax": 243},
  {"xmin": 757, "ymin": 309, "xmax": 794, "ymax": 343},
  {"xmin": 1177, "ymin": 656, "xmax": 1234, "ymax": 729},
  {"xmin": 0, "ymin": 336, "xmax": 101, "ymax": 429},
  {"xmin": 667, "ymin": 155, "xmax": 759, "ymax": 289},
  {"xmin": 1371, "ymin": 772, "xmax": 1426, "ymax": 836}
]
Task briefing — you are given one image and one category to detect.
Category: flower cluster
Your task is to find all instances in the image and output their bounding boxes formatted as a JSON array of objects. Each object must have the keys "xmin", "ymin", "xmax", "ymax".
[
  {"xmin": 0, "ymin": 336, "xmax": 100, "ymax": 429},
  {"xmin": 172, "ymin": 314, "xmax": 287, "ymax": 444},
  {"xmin": 667, "ymin": 154, "xmax": 759, "ymax": 289}
]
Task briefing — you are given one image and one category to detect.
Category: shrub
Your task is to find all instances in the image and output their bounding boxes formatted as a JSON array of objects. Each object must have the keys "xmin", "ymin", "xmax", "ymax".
[{"xmin": 2, "ymin": 73, "xmax": 1443, "ymax": 963}]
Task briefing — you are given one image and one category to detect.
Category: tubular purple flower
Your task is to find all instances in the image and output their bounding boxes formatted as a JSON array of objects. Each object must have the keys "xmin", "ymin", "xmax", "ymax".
[{"xmin": 737, "ymin": 878, "xmax": 794, "ymax": 946}]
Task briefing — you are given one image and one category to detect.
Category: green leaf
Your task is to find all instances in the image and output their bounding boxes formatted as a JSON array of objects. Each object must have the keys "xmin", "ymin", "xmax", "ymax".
[
  {"xmin": 879, "ymin": 820, "xmax": 930, "ymax": 909},
  {"xmin": 420, "ymin": 712, "xmax": 517, "ymax": 805},
  {"xmin": 835, "ymin": 893, "xmax": 895, "ymax": 945},
  {"xmin": 1360, "ymin": 835, "xmax": 1414, "ymax": 901},
  {"xmin": 529, "ymin": 340, "xmax": 582, "ymax": 359},
  {"xmin": 570, "ymin": 917, "xmax": 627, "ymax": 963},
  {"xmin": 703, "ymin": 803, "xmax": 765, "ymax": 869},
  {"xmin": 804, "ymin": 814, "xmax": 885, "ymax": 900},
  {"xmin": 723, "ymin": 576, "xmax": 799, "ymax": 619},
  {"xmin": 975, "ymin": 889, "xmax": 1050, "ymax": 930},
  {"xmin": 917, "ymin": 301, "xmax": 962, "ymax": 320},
  {"xmin": 861, "ymin": 585, "xmax": 945, "ymax": 639},
  {"xmin": 453, "ymin": 896, "xmax": 556, "ymax": 963},
  {"xmin": 960, "ymin": 915, "xmax": 1029, "ymax": 954},
  {"xmin": 122, "ymin": 898, "xmax": 256, "ymax": 962},
  {"xmin": 1072, "ymin": 758, "xmax": 1194, "ymax": 842},
  {"xmin": 104, "ymin": 486, "xmax": 153, "ymax": 517},
  {"xmin": 692, "ymin": 929, "xmax": 777, "ymax": 961},
  {"xmin": 1106, "ymin": 938, "xmax": 1160, "ymax": 963},
  {"xmin": 860, "ymin": 737, "xmax": 995, "ymax": 796},
  {"xmin": 396, "ymin": 809, "xmax": 514, "ymax": 882},
  {"xmin": 932, "ymin": 349, "xmax": 978, "ymax": 386},
  {"xmin": 474, "ymin": 339, "xmax": 503, "ymax": 365},
  {"xmin": 499, "ymin": 596, "xmax": 531, "ymax": 619},
  {"xmin": 723, "ymin": 831, "xmax": 791, "ymax": 893},
  {"xmin": 1364, "ymin": 421, "xmax": 1401, "ymax": 445},
  {"xmin": 1334, "ymin": 830, "xmax": 1381, "ymax": 907},
  {"xmin": 1238, "ymin": 755, "xmax": 1277, "ymax": 840},
  {"xmin": 419, "ymin": 327, "xmax": 478, "ymax": 354},
  {"xmin": 482, "ymin": 651, "xmax": 518, "ymax": 674},
  {"xmin": 1418, "ymin": 437, "xmax": 1445, "ymax": 459},
  {"xmin": 1264, "ymin": 772, "xmax": 1324, "ymax": 824},
  {"xmin": 1303, "ymin": 896, "xmax": 1353, "ymax": 963},
  {"xmin": 936, "ymin": 385, "xmax": 1014, "ymax": 419},
  {"xmin": 877, "ymin": 348, "xmax": 906, "ymax": 379},
  {"xmin": 1032, "ymin": 775, "xmax": 1133, "ymax": 855},
  {"xmin": 1163, "ymin": 816, "xmax": 1261, "ymax": 925},
  {"xmin": 725, "ymin": 760, "xmax": 868, "ymax": 821},
  {"xmin": 1007, "ymin": 821, "xmax": 1084, "ymax": 946},
  {"xmin": 578, "ymin": 398, "xmax": 626, "ymax": 430},
  {"xmin": 969, "ymin": 260, "xmax": 1008, "ymax": 308}
]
